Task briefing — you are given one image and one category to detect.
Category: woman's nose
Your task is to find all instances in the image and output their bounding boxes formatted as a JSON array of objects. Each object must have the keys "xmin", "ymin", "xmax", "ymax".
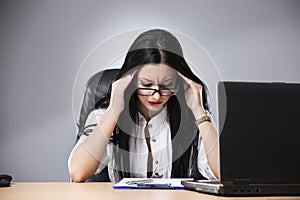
[
  {"xmin": 152, "ymin": 91, "xmax": 161, "ymax": 100},
  {"xmin": 151, "ymin": 86, "xmax": 161, "ymax": 100},
  {"xmin": 152, "ymin": 85, "xmax": 159, "ymax": 90}
]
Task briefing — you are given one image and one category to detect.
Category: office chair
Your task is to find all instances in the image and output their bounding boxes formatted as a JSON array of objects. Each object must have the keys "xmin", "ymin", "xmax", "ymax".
[{"xmin": 75, "ymin": 68, "xmax": 120, "ymax": 182}]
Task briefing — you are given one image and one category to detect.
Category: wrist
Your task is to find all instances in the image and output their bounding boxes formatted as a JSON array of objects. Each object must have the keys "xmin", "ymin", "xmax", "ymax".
[
  {"xmin": 195, "ymin": 111, "xmax": 211, "ymax": 127},
  {"xmin": 192, "ymin": 108, "xmax": 207, "ymax": 120}
]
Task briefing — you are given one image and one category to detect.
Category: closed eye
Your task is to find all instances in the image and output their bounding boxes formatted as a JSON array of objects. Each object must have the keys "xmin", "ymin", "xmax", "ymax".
[
  {"xmin": 141, "ymin": 83, "xmax": 153, "ymax": 87},
  {"xmin": 139, "ymin": 80, "xmax": 176, "ymax": 89},
  {"xmin": 159, "ymin": 86, "xmax": 170, "ymax": 90}
]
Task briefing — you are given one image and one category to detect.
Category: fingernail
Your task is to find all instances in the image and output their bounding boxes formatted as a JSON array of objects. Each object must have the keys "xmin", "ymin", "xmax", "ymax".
[{"xmin": 131, "ymin": 69, "xmax": 137, "ymax": 76}]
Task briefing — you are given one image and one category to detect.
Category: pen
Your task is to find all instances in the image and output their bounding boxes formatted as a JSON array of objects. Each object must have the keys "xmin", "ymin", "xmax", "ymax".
[
  {"xmin": 136, "ymin": 183, "xmax": 171, "ymax": 187},
  {"xmin": 126, "ymin": 179, "xmax": 153, "ymax": 185}
]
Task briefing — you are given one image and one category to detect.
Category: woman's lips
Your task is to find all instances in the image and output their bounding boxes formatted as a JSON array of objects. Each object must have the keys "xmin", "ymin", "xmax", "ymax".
[{"xmin": 148, "ymin": 101, "xmax": 162, "ymax": 106}]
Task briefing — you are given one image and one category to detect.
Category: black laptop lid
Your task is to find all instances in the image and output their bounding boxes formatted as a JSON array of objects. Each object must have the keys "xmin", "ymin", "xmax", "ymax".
[{"xmin": 218, "ymin": 81, "xmax": 300, "ymax": 184}]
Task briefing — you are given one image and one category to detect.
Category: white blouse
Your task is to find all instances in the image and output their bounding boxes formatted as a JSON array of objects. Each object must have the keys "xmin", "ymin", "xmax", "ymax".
[{"xmin": 74, "ymin": 107, "xmax": 216, "ymax": 182}]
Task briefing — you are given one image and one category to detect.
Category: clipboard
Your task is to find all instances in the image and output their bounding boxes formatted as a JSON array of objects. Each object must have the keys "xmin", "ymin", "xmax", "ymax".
[{"xmin": 113, "ymin": 178, "xmax": 193, "ymax": 189}]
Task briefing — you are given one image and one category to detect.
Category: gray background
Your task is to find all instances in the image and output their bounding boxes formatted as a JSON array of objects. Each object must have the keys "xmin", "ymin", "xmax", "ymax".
[{"xmin": 0, "ymin": 0, "xmax": 299, "ymax": 181}]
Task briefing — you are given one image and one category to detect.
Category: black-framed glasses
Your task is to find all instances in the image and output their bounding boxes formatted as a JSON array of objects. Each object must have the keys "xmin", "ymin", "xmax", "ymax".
[{"xmin": 136, "ymin": 88, "xmax": 178, "ymax": 96}]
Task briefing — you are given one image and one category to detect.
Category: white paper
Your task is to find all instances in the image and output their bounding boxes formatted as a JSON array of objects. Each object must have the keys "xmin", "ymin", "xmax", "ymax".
[{"xmin": 113, "ymin": 178, "xmax": 193, "ymax": 189}]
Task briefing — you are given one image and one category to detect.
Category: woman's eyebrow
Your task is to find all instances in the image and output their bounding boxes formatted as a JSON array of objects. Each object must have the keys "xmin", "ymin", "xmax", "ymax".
[
  {"xmin": 162, "ymin": 77, "xmax": 176, "ymax": 82},
  {"xmin": 139, "ymin": 77, "xmax": 176, "ymax": 83},
  {"xmin": 140, "ymin": 78, "xmax": 154, "ymax": 83}
]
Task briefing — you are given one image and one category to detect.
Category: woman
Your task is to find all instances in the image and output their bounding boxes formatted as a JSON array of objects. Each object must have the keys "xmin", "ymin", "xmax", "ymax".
[{"xmin": 68, "ymin": 29, "xmax": 220, "ymax": 182}]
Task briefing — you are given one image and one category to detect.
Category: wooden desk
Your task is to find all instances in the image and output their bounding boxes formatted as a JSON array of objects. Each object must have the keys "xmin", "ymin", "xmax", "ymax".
[{"xmin": 0, "ymin": 182, "xmax": 299, "ymax": 200}]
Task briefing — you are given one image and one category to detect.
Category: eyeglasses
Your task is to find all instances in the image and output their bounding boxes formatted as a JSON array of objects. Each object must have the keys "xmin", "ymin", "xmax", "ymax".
[{"xmin": 136, "ymin": 88, "xmax": 178, "ymax": 96}]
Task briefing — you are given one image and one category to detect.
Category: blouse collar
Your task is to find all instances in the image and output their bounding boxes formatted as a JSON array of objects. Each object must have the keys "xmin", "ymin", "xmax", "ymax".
[{"xmin": 138, "ymin": 106, "xmax": 168, "ymax": 127}]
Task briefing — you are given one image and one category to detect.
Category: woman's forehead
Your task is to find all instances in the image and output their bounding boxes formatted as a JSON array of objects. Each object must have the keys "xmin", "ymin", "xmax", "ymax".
[{"xmin": 137, "ymin": 64, "xmax": 177, "ymax": 82}]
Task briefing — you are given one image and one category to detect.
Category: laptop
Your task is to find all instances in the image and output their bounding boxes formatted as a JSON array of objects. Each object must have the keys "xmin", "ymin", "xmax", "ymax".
[{"xmin": 182, "ymin": 81, "xmax": 300, "ymax": 196}]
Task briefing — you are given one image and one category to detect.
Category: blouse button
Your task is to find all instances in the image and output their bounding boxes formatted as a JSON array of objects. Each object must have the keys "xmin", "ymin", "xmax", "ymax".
[
  {"xmin": 139, "ymin": 118, "xmax": 144, "ymax": 125},
  {"xmin": 148, "ymin": 124, "xmax": 152, "ymax": 128},
  {"xmin": 155, "ymin": 160, "xmax": 159, "ymax": 165},
  {"xmin": 152, "ymin": 138, "xmax": 157, "ymax": 143}
]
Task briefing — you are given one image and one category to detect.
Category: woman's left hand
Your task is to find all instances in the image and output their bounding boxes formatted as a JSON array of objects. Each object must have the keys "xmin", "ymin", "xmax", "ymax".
[
  {"xmin": 178, "ymin": 72, "xmax": 206, "ymax": 119},
  {"xmin": 178, "ymin": 73, "xmax": 220, "ymax": 180}
]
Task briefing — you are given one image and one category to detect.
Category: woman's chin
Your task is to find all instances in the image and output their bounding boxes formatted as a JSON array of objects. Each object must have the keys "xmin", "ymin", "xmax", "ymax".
[{"xmin": 148, "ymin": 104, "xmax": 164, "ymax": 114}]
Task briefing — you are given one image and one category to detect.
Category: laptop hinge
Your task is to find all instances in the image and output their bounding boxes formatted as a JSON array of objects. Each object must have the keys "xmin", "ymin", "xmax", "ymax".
[{"xmin": 232, "ymin": 179, "xmax": 250, "ymax": 185}]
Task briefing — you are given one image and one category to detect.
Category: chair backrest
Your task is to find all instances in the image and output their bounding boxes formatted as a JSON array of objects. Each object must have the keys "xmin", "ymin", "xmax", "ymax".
[
  {"xmin": 76, "ymin": 69, "xmax": 120, "ymax": 141},
  {"xmin": 75, "ymin": 69, "xmax": 119, "ymax": 182}
]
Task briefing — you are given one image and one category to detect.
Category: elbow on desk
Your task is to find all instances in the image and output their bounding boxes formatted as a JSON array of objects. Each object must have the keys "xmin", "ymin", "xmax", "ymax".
[
  {"xmin": 68, "ymin": 153, "xmax": 90, "ymax": 182},
  {"xmin": 68, "ymin": 160, "xmax": 88, "ymax": 183},
  {"xmin": 69, "ymin": 168, "xmax": 87, "ymax": 183}
]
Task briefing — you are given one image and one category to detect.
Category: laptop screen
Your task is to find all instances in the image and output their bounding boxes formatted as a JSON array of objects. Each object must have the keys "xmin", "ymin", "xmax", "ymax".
[{"xmin": 218, "ymin": 82, "xmax": 300, "ymax": 184}]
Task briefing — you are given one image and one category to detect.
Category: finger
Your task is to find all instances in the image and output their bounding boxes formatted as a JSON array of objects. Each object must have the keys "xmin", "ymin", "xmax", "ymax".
[
  {"xmin": 178, "ymin": 72, "xmax": 203, "ymax": 95},
  {"xmin": 131, "ymin": 69, "xmax": 137, "ymax": 76},
  {"xmin": 128, "ymin": 69, "xmax": 137, "ymax": 77},
  {"xmin": 177, "ymin": 72, "xmax": 193, "ymax": 85},
  {"xmin": 126, "ymin": 69, "xmax": 137, "ymax": 83},
  {"xmin": 177, "ymin": 72, "xmax": 190, "ymax": 89},
  {"xmin": 177, "ymin": 72, "xmax": 196, "ymax": 86},
  {"xmin": 112, "ymin": 69, "xmax": 137, "ymax": 89},
  {"xmin": 177, "ymin": 72, "xmax": 189, "ymax": 82},
  {"xmin": 118, "ymin": 69, "xmax": 137, "ymax": 82}
]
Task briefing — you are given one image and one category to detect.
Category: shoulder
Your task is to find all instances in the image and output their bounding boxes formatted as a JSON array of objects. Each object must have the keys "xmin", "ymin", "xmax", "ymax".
[
  {"xmin": 83, "ymin": 108, "xmax": 107, "ymax": 133},
  {"xmin": 86, "ymin": 108, "xmax": 106, "ymax": 123},
  {"xmin": 77, "ymin": 108, "xmax": 107, "ymax": 140}
]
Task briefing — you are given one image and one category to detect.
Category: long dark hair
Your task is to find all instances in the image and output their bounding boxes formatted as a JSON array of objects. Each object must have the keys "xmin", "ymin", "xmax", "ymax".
[{"xmin": 107, "ymin": 29, "xmax": 210, "ymax": 180}]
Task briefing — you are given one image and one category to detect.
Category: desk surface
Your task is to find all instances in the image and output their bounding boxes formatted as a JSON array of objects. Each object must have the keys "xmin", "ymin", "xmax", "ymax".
[{"xmin": 0, "ymin": 182, "xmax": 300, "ymax": 200}]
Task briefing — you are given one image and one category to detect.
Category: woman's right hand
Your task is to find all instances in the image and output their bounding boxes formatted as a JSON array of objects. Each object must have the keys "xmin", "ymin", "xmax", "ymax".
[
  {"xmin": 108, "ymin": 70, "xmax": 137, "ymax": 117},
  {"xmin": 69, "ymin": 70, "xmax": 137, "ymax": 182}
]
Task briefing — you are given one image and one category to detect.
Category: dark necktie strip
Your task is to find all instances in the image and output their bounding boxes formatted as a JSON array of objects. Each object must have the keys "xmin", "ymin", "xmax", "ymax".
[{"xmin": 144, "ymin": 124, "xmax": 153, "ymax": 178}]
